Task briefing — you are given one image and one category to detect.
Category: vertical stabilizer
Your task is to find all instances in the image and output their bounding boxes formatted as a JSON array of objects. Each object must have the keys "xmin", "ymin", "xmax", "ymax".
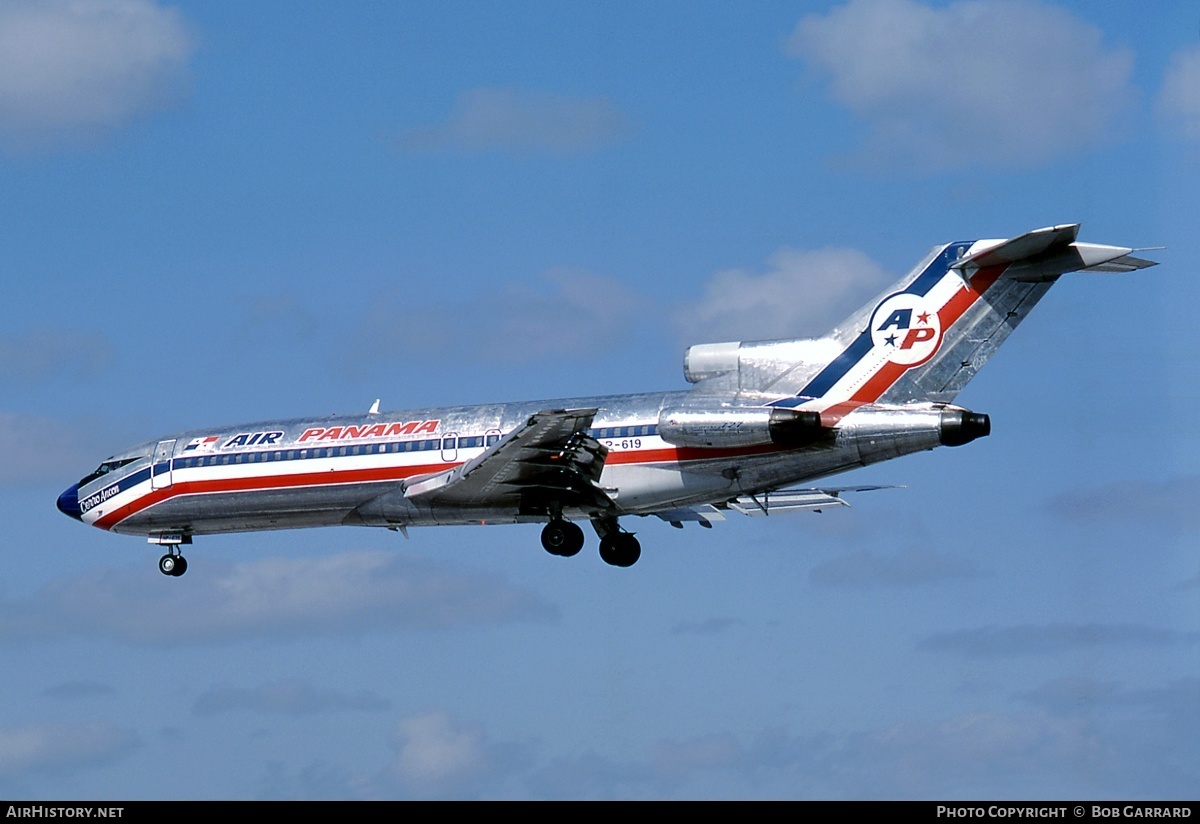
[{"xmin": 684, "ymin": 226, "xmax": 1154, "ymax": 422}]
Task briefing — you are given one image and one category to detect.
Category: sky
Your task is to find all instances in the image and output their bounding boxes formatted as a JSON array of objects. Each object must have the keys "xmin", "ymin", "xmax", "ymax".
[{"xmin": 0, "ymin": 0, "xmax": 1197, "ymax": 800}]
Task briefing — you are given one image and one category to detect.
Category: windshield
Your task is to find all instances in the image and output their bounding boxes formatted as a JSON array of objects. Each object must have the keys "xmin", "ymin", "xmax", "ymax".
[{"xmin": 78, "ymin": 458, "xmax": 138, "ymax": 488}]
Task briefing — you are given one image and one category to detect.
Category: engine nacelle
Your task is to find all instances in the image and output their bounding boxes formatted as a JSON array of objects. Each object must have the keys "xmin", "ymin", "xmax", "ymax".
[
  {"xmin": 939, "ymin": 409, "xmax": 991, "ymax": 446},
  {"xmin": 658, "ymin": 406, "xmax": 824, "ymax": 449}
]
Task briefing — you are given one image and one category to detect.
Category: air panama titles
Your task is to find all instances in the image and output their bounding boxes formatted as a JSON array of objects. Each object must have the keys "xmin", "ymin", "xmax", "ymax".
[
  {"xmin": 184, "ymin": 420, "xmax": 441, "ymax": 452},
  {"xmin": 299, "ymin": 420, "xmax": 440, "ymax": 443}
]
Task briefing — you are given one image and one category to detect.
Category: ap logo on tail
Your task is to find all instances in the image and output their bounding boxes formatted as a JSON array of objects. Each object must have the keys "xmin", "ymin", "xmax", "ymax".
[{"xmin": 870, "ymin": 293, "xmax": 944, "ymax": 366}]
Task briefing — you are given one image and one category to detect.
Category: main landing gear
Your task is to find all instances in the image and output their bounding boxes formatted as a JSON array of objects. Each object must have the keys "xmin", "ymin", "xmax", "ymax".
[
  {"xmin": 598, "ymin": 532, "xmax": 640, "ymax": 567},
  {"xmin": 541, "ymin": 516, "xmax": 640, "ymax": 567},
  {"xmin": 151, "ymin": 533, "xmax": 191, "ymax": 577},
  {"xmin": 541, "ymin": 519, "xmax": 584, "ymax": 557}
]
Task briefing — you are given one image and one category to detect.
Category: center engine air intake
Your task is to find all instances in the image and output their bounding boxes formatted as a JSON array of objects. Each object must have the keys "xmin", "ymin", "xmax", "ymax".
[{"xmin": 658, "ymin": 406, "xmax": 824, "ymax": 449}]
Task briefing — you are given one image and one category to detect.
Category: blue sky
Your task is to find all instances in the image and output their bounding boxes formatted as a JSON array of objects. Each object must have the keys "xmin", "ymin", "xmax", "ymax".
[{"xmin": 0, "ymin": 0, "xmax": 1197, "ymax": 799}]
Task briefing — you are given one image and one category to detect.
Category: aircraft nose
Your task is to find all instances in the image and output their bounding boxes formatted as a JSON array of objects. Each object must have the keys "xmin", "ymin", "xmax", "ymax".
[{"xmin": 56, "ymin": 484, "xmax": 83, "ymax": 521}]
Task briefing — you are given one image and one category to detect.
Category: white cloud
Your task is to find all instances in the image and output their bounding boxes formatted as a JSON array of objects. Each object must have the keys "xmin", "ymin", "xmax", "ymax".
[
  {"xmin": 919, "ymin": 623, "xmax": 1200, "ymax": 657},
  {"xmin": 0, "ymin": 412, "xmax": 102, "ymax": 486},
  {"xmin": 1157, "ymin": 45, "xmax": 1200, "ymax": 141},
  {"xmin": 397, "ymin": 87, "xmax": 631, "ymax": 154},
  {"xmin": 673, "ymin": 246, "xmax": 892, "ymax": 344},
  {"xmin": 0, "ymin": 328, "xmax": 114, "ymax": 383},
  {"xmin": 787, "ymin": 0, "xmax": 1136, "ymax": 170},
  {"xmin": 358, "ymin": 246, "xmax": 890, "ymax": 373},
  {"xmin": 0, "ymin": 722, "xmax": 136, "ymax": 777},
  {"xmin": 193, "ymin": 680, "xmax": 390, "ymax": 716},
  {"xmin": 671, "ymin": 617, "xmax": 739, "ymax": 636},
  {"xmin": 0, "ymin": 0, "xmax": 193, "ymax": 151},
  {"xmin": 809, "ymin": 547, "xmax": 983, "ymax": 587},
  {"xmin": 384, "ymin": 710, "xmax": 530, "ymax": 801},
  {"xmin": 525, "ymin": 713, "xmax": 1107, "ymax": 799},
  {"xmin": 43, "ymin": 681, "xmax": 116, "ymax": 701},
  {"xmin": 0, "ymin": 550, "xmax": 557, "ymax": 644},
  {"xmin": 1049, "ymin": 475, "xmax": 1200, "ymax": 529},
  {"xmin": 354, "ymin": 267, "xmax": 640, "ymax": 368},
  {"xmin": 653, "ymin": 733, "xmax": 744, "ymax": 780},
  {"xmin": 391, "ymin": 710, "xmax": 489, "ymax": 791}
]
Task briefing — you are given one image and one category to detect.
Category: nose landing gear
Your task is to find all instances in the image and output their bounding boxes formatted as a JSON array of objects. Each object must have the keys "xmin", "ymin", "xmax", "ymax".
[
  {"xmin": 158, "ymin": 551, "xmax": 187, "ymax": 577},
  {"xmin": 150, "ymin": 533, "xmax": 191, "ymax": 577}
]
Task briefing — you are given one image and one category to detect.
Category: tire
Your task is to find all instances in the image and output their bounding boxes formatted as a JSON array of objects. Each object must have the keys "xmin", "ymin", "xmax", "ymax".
[
  {"xmin": 558, "ymin": 521, "xmax": 584, "ymax": 557},
  {"xmin": 599, "ymin": 533, "xmax": 640, "ymax": 567},
  {"xmin": 541, "ymin": 522, "xmax": 569, "ymax": 555}
]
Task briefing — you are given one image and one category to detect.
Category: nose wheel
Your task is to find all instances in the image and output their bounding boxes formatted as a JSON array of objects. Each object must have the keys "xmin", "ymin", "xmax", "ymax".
[{"xmin": 158, "ymin": 550, "xmax": 187, "ymax": 577}]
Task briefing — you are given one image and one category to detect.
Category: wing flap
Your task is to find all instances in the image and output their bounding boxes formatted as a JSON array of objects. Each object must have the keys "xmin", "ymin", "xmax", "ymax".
[
  {"xmin": 655, "ymin": 485, "xmax": 898, "ymax": 525},
  {"xmin": 403, "ymin": 408, "xmax": 615, "ymax": 515},
  {"xmin": 727, "ymin": 488, "xmax": 851, "ymax": 515}
]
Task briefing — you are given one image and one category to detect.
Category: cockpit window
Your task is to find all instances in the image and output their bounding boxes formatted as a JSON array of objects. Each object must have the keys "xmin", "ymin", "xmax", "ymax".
[{"xmin": 79, "ymin": 458, "xmax": 138, "ymax": 487}]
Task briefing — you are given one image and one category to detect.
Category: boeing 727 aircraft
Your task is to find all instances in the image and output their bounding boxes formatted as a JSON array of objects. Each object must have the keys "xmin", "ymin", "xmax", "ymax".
[{"xmin": 56, "ymin": 225, "xmax": 1154, "ymax": 575}]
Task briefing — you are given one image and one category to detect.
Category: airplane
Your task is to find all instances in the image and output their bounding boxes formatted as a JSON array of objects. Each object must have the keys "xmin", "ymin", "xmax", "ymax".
[{"xmin": 56, "ymin": 224, "xmax": 1155, "ymax": 576}]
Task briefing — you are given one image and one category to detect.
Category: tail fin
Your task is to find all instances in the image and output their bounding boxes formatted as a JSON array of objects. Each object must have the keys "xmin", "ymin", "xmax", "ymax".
[{"xmin": 685, "ymin": 225, "xmax": 1155, "ymax": 419}]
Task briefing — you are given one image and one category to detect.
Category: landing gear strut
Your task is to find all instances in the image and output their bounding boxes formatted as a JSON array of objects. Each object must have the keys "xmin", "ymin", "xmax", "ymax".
[{"xmin": 541, "ymin": 519, "xmax": 584, "ymax": 557}]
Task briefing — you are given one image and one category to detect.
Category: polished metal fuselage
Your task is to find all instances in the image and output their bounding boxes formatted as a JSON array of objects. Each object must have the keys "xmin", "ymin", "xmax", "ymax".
[{"xmin": 73, "ymin": 389, "xmax": 946, "ymax": 538}]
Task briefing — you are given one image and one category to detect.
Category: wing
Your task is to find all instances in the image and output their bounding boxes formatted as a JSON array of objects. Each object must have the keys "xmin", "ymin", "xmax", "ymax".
[
  {"xmin": 403, "ymin": 408, "xmax": 615, "ymax": 516},
  {"xmin": 654, "ymin": 485, "xmax": 898, "ymax": 528}
]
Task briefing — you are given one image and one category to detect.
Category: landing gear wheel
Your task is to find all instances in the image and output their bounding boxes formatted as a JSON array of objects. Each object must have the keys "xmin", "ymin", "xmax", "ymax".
[
  {"xmin": 541, "ymin": 520, "xmax": 584, "ymax": 557},
  {"xmin": 158, "ymin": 552, "xmax": 187, "ymax": 577},
  {"xmin": 598, "ymin": 533, "xmax": 641, "ymax": 567}
]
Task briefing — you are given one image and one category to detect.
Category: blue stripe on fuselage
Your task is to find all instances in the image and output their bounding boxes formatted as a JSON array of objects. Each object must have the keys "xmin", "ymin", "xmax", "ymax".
[{"xmin": 83, "ymin": 425, "xmax": 665, "ymax": 507}]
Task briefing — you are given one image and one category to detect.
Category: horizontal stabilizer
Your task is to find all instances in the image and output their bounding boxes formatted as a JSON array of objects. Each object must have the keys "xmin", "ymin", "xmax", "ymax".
[
  {"xmin": 952, "ymin": 224, "xmax": 1080, "ymax": 269},
  {"xmin": 1078, "ymin": 253, "xmax": 1158, "ymax": 273},
  {"xmin": 952, "ymin": 224, "xmax": 1157, "ymax": 282}
]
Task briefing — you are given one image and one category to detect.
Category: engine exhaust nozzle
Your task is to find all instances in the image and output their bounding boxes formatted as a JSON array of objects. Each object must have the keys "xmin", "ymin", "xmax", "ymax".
[{"xmin": 939, "ymin": 409, "xmax": 991, "ymax": 447}]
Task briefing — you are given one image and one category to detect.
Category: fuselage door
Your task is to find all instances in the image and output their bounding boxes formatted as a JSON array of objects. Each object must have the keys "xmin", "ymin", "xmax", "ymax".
[
  {"xmin": 441, "ymin": 432, "xmax": 458, "ymax": 463},
  {"xmin": 151, "ymin": 439, "xmax": 176, "ymax": 490}
]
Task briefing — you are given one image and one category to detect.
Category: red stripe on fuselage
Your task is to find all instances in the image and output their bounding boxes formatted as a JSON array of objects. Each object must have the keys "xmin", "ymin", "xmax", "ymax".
[
  {"xmin": 92, "ymin": 462, "xmax": 447, "ymax": 530},
  {"xmin": 95, "ymin": 441, "xmax": 799, "ymax": 530}
]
